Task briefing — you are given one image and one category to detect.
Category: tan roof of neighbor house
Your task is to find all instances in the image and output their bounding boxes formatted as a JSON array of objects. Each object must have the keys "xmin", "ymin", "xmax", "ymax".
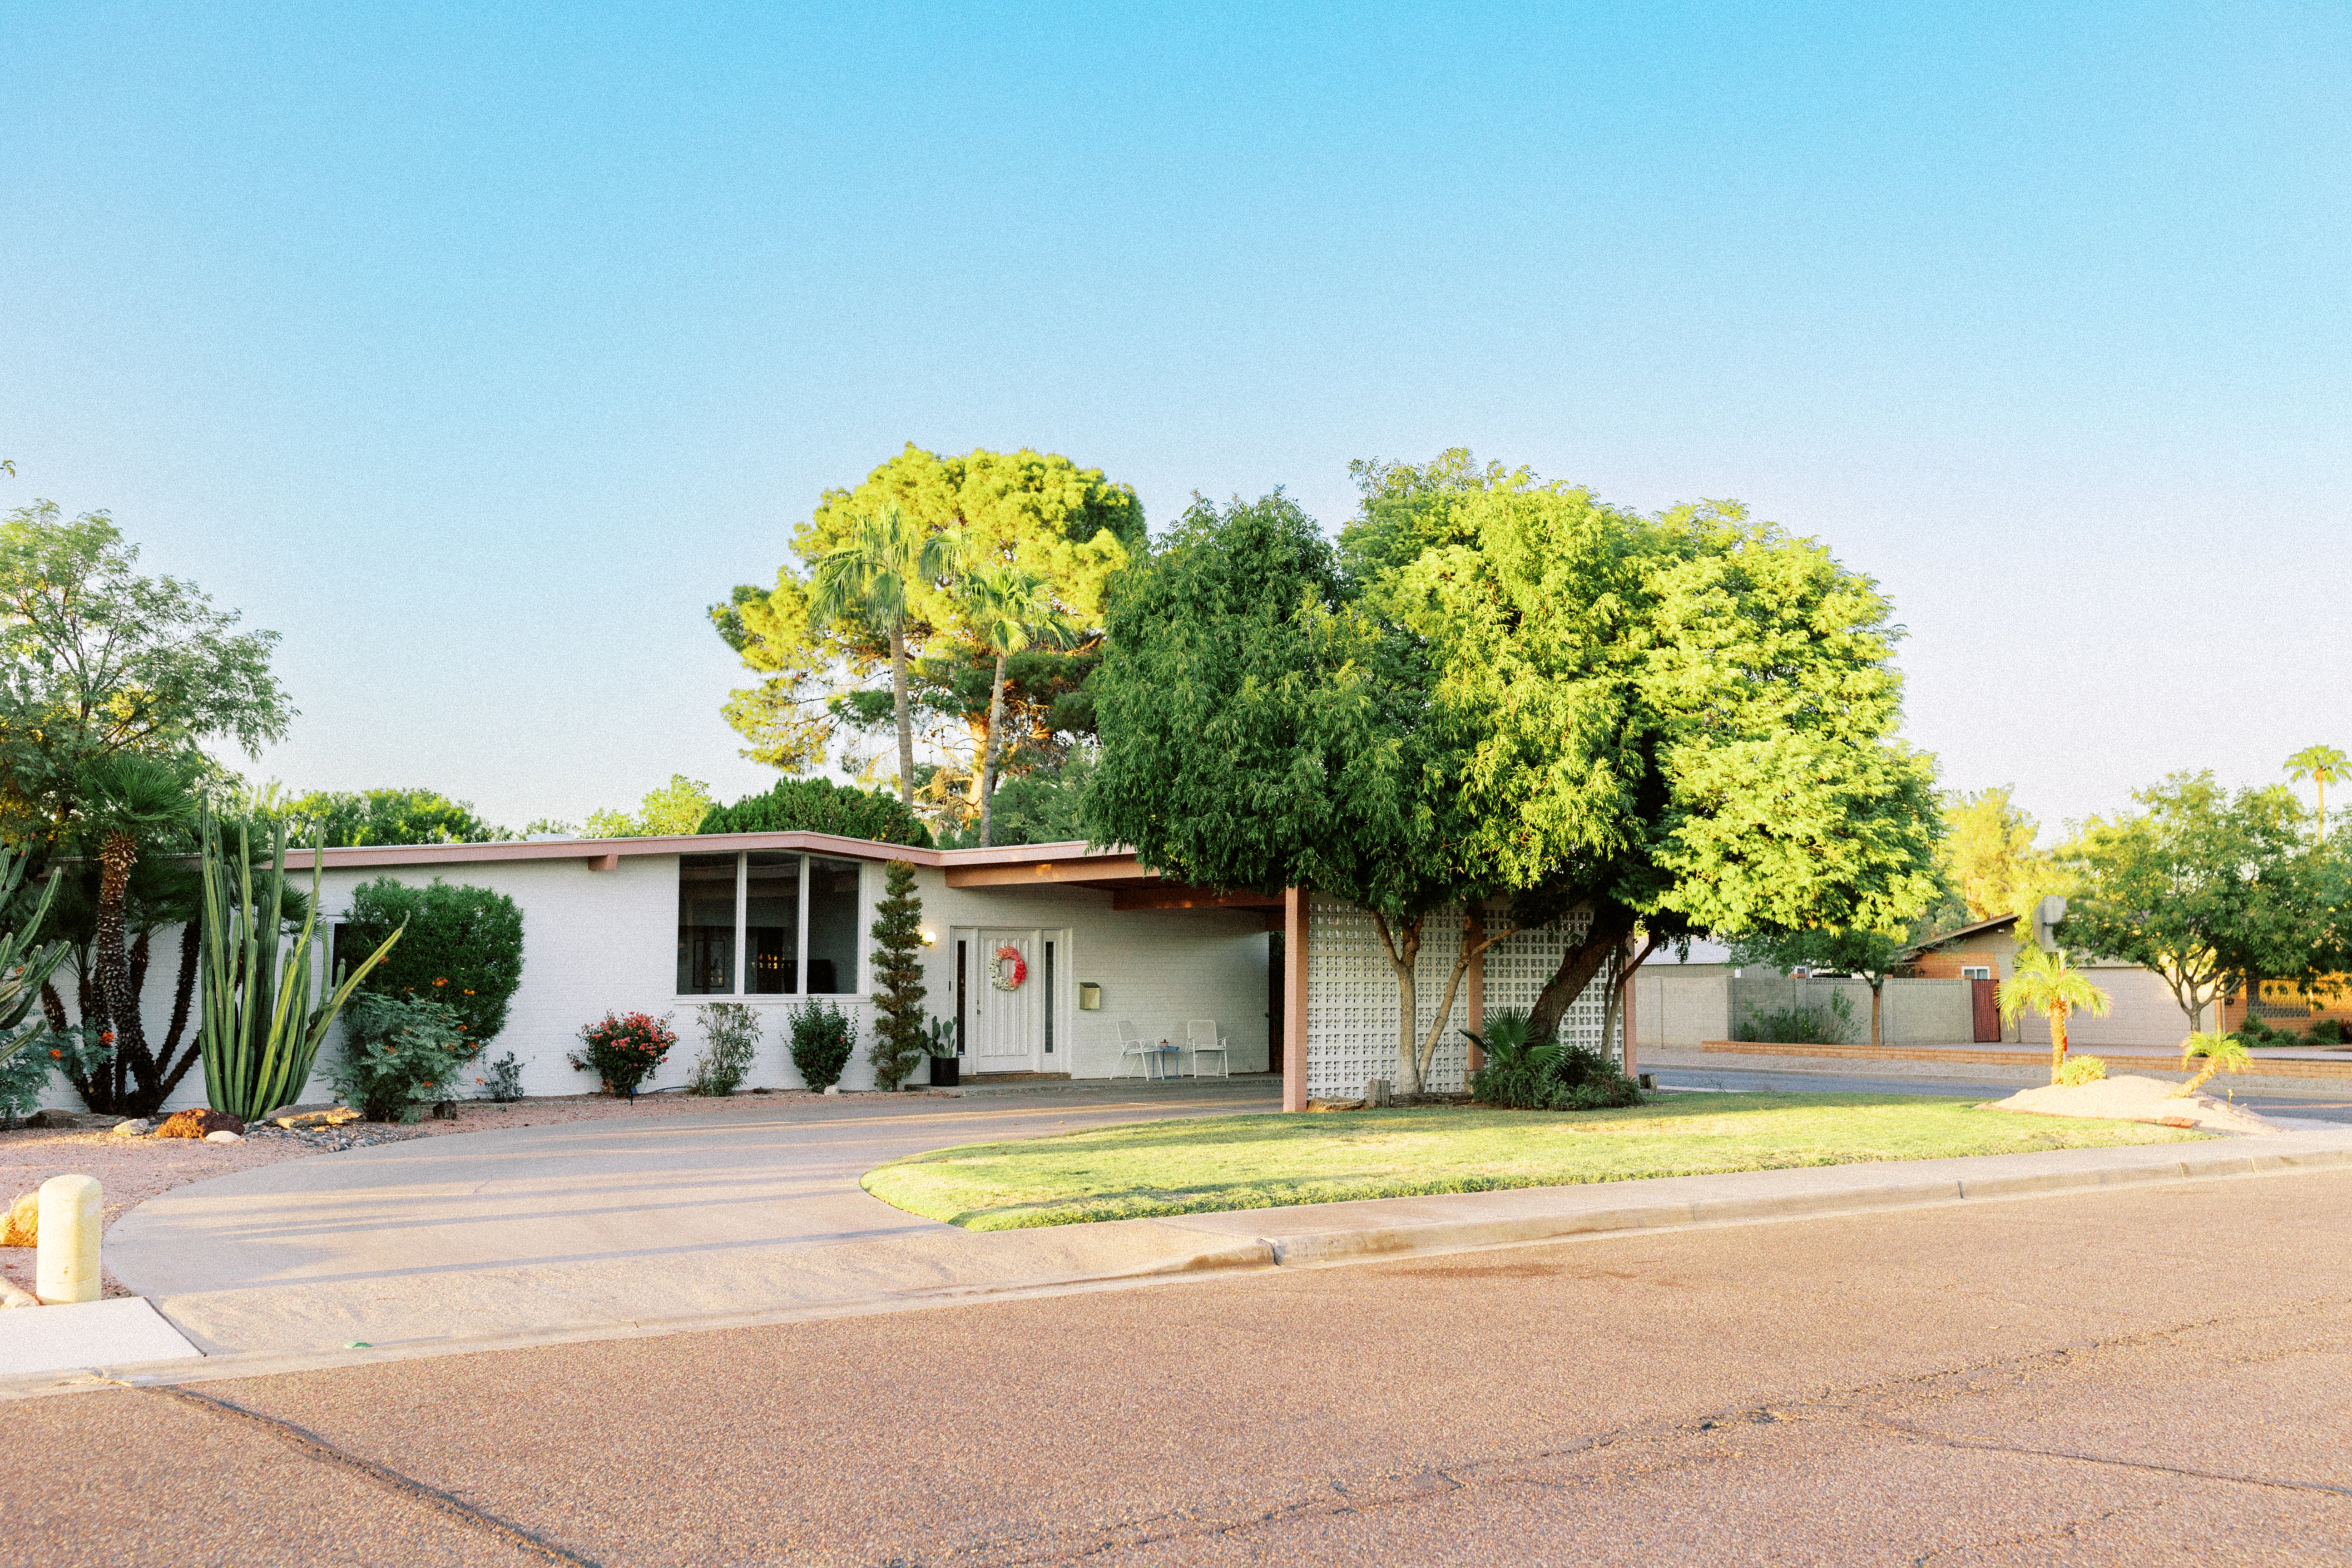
[{"xmin": 1901, "ymin": 914, "xmax": 2019, "ymax": 957}]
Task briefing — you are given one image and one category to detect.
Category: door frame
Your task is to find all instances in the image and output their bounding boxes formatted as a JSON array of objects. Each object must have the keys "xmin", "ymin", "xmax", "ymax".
[{"xmin": 953, "ymin": 926, "xmax": 1072, "ymax": 1073}]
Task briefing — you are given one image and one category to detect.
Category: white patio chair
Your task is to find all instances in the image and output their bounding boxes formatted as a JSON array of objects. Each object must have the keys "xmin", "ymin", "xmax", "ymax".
[
  {"xmin": 1185, "ymin": 1019, "xmax": 1230, "ymax": 1079},
  {"xmin": 1115, "ymin": 1020, "xmax": 1161, "ymax": 1079}
]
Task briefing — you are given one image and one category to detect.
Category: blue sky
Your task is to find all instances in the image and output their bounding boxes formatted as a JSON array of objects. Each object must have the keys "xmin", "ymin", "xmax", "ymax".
[{"xmin": 5, "ymin": 1, "xmax": 2346, "ymax": 837}]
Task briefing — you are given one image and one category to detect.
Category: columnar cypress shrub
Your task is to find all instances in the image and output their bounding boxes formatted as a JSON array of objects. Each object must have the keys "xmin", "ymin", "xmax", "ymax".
[{"xmin": 867, "ymin": 859, "xmax": 930, "ymax": 1090}]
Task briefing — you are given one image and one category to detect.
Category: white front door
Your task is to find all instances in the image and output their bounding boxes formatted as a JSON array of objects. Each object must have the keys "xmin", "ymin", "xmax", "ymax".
[{"xmin": 965, "ymin": 929, "xmax": 1040, "ymax": 1072}]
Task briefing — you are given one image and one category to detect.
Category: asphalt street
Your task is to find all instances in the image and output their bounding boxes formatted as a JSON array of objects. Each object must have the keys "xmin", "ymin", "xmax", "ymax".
[
  {"xmin": 11, "ymin": 1163, "xmax": 2350, "ymax": 1565},
  {"xmin": 1652, "ymin": 1065, "xmax": 2352, "ymax": 1124}
]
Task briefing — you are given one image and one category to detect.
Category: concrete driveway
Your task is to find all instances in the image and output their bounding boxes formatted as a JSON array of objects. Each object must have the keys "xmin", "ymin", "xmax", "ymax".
[{"xmin": 107, "ymin": 1080, "xmax": 1278, "ymax": 1358}]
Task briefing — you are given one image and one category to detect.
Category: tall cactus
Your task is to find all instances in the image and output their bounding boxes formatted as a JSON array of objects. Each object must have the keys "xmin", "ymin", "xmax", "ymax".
[
  {"xmin": 0, "ymin": 844, "xmax": 72, "ymax": 1064},
  {"xmin": 197, "ymin": 812, "xmax": 402, "ymax": 1119}
]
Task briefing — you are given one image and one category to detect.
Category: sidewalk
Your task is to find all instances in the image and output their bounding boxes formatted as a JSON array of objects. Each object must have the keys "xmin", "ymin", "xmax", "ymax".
[{"xmin": 22, "ymin": 1110, "xmax": 2352, "ymax": 1395}]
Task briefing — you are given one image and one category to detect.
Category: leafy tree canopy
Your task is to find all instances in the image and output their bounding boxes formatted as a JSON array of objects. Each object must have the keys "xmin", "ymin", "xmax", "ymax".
[
  {"xmin": 1089, "ymin": 454, "xmax": 1943, "ymax": 1075},
  {"xmin": 581, "ymin": 775, "xmax": 718, "ymax": 838},
  {"xmin": 697, "ymin": 776, "xmax": 931, "ymax": 846},
  {"xmin": 0, "ymin": 502, "xmax": 290, "ymax": 838},
  {"xmin": 1928, "ymin": 785, "xmax": 2062, "ymax": 934},
  {"xmin": 712, "ymin": 445, "xmax": 1142, "ymax": 813},
  {"xmin": 285, "ymin": 787, "xmax": 509, "ymax": 847},
  {"xmin": 2058, "ymin": 771, "xmax": 2338, "ymax": 1025}
]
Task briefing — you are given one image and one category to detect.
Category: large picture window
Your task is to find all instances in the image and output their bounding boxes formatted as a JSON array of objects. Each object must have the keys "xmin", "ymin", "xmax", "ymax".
[{"xmin": 677, "ymin": 853, "xmax": 863, "ymax": 997}]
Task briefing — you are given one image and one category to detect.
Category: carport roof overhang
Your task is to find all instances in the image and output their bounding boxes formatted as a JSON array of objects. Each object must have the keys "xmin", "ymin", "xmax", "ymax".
[{"xmin": 270, "ymin": 833, "xmax": 1283, "ymax": 910}]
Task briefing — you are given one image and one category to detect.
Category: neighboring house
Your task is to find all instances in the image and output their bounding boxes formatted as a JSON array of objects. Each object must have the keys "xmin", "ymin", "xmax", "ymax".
[
  {"xmin": 1901, "ymin": 916, "xmax": 2223, "ymax": 1046},
  {"xmin": 99, "ymin": 832, "xmax": 1623, "ymax": 1115}
]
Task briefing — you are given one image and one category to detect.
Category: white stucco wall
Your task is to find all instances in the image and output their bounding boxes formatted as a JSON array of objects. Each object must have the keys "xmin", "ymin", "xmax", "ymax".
[{"xmin": 44, "ymin": 851, "xmax": 1272, "ymax": 1113}]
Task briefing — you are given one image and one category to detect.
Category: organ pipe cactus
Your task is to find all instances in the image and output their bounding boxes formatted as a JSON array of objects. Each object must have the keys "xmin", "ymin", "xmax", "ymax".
[{"xmin": 196, "ymin": 811, "xmax": 402, "ymax": 1119}]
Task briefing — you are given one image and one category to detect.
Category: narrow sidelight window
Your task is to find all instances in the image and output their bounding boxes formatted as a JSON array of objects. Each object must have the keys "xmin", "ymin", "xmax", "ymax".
[
  {"xmin": 1043, "ymin": 940, "xmax": 1055, "ymax": 1054},
  {"xmin": 744, "ymin": 853, "xmax": 801, "ymax": 994},
  {"xmin": 805, "ymin": 857, "xmax": 862, "ymax": 994},
  {"xmin": 677, "ymin": 853, "xmax": 739, "ymax": 994},
  {"xmin": 956, "ymin": 940, "xmax": 967, "ymax": 1056}
]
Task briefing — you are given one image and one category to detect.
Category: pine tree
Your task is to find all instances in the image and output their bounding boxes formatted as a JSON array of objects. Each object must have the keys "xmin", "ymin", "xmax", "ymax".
[{"xmin": 867, "ymin": 859, "xmax": 930, "ymax": 1090}]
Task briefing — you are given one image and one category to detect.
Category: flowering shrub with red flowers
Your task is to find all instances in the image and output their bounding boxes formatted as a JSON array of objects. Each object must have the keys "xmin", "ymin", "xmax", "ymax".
[{"xmin": 570, "ymin": 1011, "xmax": 678, "ymax": 1099}]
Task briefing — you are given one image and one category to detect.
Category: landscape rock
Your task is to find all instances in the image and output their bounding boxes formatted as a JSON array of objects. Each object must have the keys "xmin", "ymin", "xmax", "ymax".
[
  {"xmin": 110, "ymin": 1118, "xmax": 156, "ymax": 1138},
  {"xmin": 204, "ymin": 1129, "xmax": 243, "ymax": 1143},
  {"xmin": 23, "ymin": 1109, "xmax": 84, "ymax": 1130},
  {"xmin": 0, "ymin": 1280, "xmax": 34, "ymax": 1309},
  {"xmin": 272, "ymin": 1106, "xmax": 361, "ymax": 1130},
  {"xmin": 153, "ymin": 1108, "xmax": 246, "ymax": 1140},
  {"xmin": 1, "ymin": 1191, "xmax": 35, "ymax": 1246},
  {"xmin": 1989, "ymin": 1073, "xmax": 2285, "ymax": 1135}
]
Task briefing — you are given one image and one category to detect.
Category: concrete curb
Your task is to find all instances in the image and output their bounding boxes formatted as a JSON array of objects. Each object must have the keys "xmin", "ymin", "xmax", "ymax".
[{"xmin": 1166, "ymin": 1130, "xmax": 2352, "ymax": 1266}]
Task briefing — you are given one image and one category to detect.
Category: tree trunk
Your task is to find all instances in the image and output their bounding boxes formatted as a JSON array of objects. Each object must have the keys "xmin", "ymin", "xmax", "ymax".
[
  {"xmin": 2049, "ymin": 1001, "xmax": 2070, "ymax": 1083},
  {"xmin": 1371, "ymin": 912, "xmax": 1425, "ymax": 1097},
  {"xmin": 978, "ymin": 651, "xmax": 1009, "ymax": 847},
  {"xmin": 891, "ymin": 618, "xmax": 915, "ymax": 806},
  {"xmin": 1411, "ymin": 909, "xmax": 1525, "ymax": 1090},
  {"xmin": 38, "ymin": 980, "xmax": 67, "ymax": 1034},
  {"xmin": 1869, "ymin": 983, "xmax": 1882, "ymax": 1048},
  {"xmin": 1526, "ymin": 906, "xmax": 1634, "ymax": 1045},
  {"xmin": 151, "ymin": 918, "xmax": 204, "ymax": 1103},
  {"xmin": 94, "ymin": 831, "xmax": 143, "ymax": 1111},
  {"xmin": 1601, "ymin": 933, "xmax": 1664, "ymax": 1073}
]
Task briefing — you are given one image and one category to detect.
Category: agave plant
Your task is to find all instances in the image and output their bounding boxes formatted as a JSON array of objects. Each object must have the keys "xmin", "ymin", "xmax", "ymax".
[
  {"xmin": 2174, "ymin": 1031, "xmax": 2251, "ymax": 1098},
  {"xmin": 0, "ymin": 844, "xmax": 72, "ymax": 1065},
  {"xmin": 196, "ymin": 811, "xmax": 404, "ymax": 1120}
]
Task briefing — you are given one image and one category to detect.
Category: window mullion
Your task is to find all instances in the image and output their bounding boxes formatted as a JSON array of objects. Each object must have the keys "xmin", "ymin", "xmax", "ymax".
[{"xmin": 796, "ymin": 853, "xmax": 810, "ymax": 995}]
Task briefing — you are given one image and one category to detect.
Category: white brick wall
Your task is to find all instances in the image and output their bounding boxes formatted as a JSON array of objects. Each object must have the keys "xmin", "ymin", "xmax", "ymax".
[{"xmin": 47, "ymin": 852, "xmax": 1271, "ymax": 1113}]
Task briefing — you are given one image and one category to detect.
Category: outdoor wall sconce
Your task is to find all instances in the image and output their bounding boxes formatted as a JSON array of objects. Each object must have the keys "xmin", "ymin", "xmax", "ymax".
[
  {"xmin": 920, "ymin": 929, "xmax": 937, "ymax": 946},
  {"xmin": 1078, "ymin": 982, "xmax": 1102, "ymax": 1010}
]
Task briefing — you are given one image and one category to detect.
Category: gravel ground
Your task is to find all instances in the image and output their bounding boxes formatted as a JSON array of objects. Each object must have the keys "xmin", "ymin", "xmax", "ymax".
[{"xmin": 0, "ymin": 1087, "xmax": 843, "ymax": 1298}]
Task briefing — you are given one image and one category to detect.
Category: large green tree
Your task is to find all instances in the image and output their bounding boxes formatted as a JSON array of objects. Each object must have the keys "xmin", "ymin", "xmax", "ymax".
[
  {"xmin": 285, "ymin": 787, "xmax": 509, "ymax": 846},
  {"xmin": 713, "ymin": 445, "xmax": 1141, "ymax": 821},
  {"xmin": 0, "ymin": 502, "xmax": 289, "ymax": 839},
  {"xmin": 2058, "ymin": 772, "xmax": 2334, "ymax": 1031},
  {"xmin": 1357, "ymin": 455, "xmax": 1941, "ymax": 1048},
  {"xmin": 1089, "ymin": 455, "xmax": 1942, "ymax": 1091}
]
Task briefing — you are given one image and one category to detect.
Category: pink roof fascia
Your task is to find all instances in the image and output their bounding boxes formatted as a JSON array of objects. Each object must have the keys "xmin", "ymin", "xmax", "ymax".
[{"xmin": 277, "ymin": 833, "xmax": 1128, "ymax": 874}]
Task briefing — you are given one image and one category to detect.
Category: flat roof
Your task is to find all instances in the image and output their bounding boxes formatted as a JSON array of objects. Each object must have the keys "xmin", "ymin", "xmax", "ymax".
[{"xmin": 277, "ymin": 833, "xmax": 1130, "ymax": 873}]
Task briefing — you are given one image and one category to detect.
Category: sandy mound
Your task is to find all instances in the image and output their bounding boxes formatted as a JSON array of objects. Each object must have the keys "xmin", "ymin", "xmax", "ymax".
[{"xmin": 1990, "ymin": 1073, "xmax": 2285, "ymax": 1135}]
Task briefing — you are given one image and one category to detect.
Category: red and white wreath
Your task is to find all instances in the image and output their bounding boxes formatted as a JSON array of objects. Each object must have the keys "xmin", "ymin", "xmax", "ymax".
[{"xmin": 988, "ymin": 945, "xmax": 1028, "ymax": 992}]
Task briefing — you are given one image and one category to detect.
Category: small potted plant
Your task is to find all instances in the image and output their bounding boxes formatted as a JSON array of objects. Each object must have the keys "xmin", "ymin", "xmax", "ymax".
[{"xmin": 924, "ymin": 1016, "xmax": 959, "ymax": 1087}]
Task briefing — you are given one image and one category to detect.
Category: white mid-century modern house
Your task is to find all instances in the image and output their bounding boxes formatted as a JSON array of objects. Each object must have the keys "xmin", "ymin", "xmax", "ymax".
[{"xmin": 116, "ymin": 829, "xmax": 1629, "ymax": 1115}]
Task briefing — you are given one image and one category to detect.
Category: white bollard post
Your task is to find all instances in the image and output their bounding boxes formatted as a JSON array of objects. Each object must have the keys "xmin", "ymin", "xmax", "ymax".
[{"xmin": 35, "ymin": 1174, "xmax": 101, "ymax": 1306}]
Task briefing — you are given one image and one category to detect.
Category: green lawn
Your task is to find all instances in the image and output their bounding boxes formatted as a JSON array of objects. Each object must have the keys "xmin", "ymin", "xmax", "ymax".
[{"xmin": 861, "ymin": 1093, "xmax": 2210, "ymax": 1230}]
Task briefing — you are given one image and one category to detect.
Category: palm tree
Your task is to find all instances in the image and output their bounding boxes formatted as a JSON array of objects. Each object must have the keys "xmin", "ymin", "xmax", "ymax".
[
  {"xmin": 2175, "ymin": 1030, "xmax": 2251, "ymax": 1098},
  {"xmin": 808, "ymin": 505, "xmax": 958, "ymax": 807},
  {"xmin": 1998, "ymin": 946, "xmax": 2112, "ymax": 1083},
  {"xmin": 962, "ymin": 563, "xmax": 1075, "ymax": 847},
  {"xmin": 2285, "ymin": 745, "xmax": 2347, "ymax": 841},
  {"xmin": 74, "ymin": 752, "xmax": 201, "ymax": 1112}
]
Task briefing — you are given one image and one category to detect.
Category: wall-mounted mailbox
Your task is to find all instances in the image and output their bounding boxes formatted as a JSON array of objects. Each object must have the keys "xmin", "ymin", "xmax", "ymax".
[{"xmin": 1078, "ymin": 982, "xmax": 1102, "ymax": 1011}]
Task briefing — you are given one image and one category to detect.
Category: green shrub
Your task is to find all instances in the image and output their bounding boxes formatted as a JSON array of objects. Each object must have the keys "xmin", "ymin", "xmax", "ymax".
[
  {"xmin": 569, "ymin": 1010, "xmax": 677, "ymax": 1099},
  {"xmin": 330, "ymin": 994, "xmax": 475, "ymax": 1123},
  {"xmin": 342, "ymin": 878, "xmax": 525, "ymax": 1045},
  {"xmin": 698, "ymin": 777, "xmax": 931, "ymax": 846},
  {"xmin": 1735, "ymin": 990, "xmax": 1857, "ymax": 1045},
  {"xmin": 1465, "ymin": 1009, "xmax": 1644, "ymax": 1111},
  {"xmin": 476, "ymin": 1050, "xmax": 525, "ymax": 1102},
  {"xmin": 2056, "ymin": 1054, "xmax": 2108, "ymax": 1087},
  {"xmin": 688, "ymin": 1003, "xmax": 761, "ymax": 1095},
  {"xmin": 0, "ymin": 1027, "xmax": 53, "ymax": 1126},
  {"xmin": 787, "ymin": 999, "xmax": 856, "ymax": 1091},
  {"xmin": 2310, "ymin": 1018, "xmax": 2346, "ymax": 1046}
]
